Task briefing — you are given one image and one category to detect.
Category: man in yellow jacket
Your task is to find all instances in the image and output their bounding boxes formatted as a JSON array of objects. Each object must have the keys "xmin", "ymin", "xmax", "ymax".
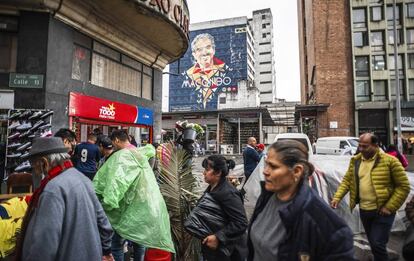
[{"xmin": 331, "ymin": 133, "xmax": 410, "ymax": 261}]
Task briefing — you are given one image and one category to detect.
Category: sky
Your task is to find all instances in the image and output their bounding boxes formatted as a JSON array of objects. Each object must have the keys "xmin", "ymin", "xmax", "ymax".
[{"xmin": 162, "ymin": 0, "xmax": 300, "ymax": 111}]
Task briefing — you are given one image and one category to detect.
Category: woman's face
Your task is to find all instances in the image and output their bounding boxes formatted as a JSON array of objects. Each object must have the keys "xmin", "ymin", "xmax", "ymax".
[
  {"xmin": 203, "ymin": 162, "xmax": 220, "ymax": 185},
  {"xmin": 263, "ymin": 148, "xmax": 297, "ymax": 193}
]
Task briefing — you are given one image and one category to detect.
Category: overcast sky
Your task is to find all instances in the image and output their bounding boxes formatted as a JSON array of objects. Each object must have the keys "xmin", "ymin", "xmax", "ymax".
[{"xmin": 162, "ymin": 1, "xmax": 300, "ymax": 111}]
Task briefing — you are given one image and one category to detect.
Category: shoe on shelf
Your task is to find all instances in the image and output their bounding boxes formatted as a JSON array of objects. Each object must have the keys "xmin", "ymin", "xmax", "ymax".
[
  {"xmin": 16, "ymin": 121, "xmax": 32, "ymax": 131},
  {"xmin": 17, "ymin": 142, "xmax": 31, "ymax": 151},
  {"xmin": 9, "ymin": 111, "xmax": 21, "ymax": 120},
  {"xmin": 30, "ymin": 120, "xmax": 44, "ymax": 132},
  {"xmin": 19, "ymin": 129, "xmax": 32, "ymax": 138},
  {"xmin": 8, "ymin": 121, "xmax": 21, "ymax": 130},
  {"xmin": 41, "ymin": 130, "xmax": 53, "ymax": 137},
  {"xmin": 39, "ymin": 110, "xmax": 54, "ymax": 120},
  {"xmin": 28, "ymin": 111, "xmax": 43, "ymax": 120},
  {"xmin": 19, "ymin": 110, "xmax": 32, "ymax": 119},
  {"xmin": 7, "ymin": 132, "xmax": 20, "ymax": 140},
  {"xmin": 15, "ymin": 161, "xmax": 31, "ymax": 172},
  {"xmin": 39, "ymin": 123, "xmax": 52, "ymax": 130},
  {"xmin": 20, "ymin": 152, "xmax": 30, "ymax": 160},
  {"xmin": 7, "ymin": 152, "xmax": 22, "ymax": 158},
  {"xmin": 7, "ymin": 142, "xmax": 22, "ymax": 149}
]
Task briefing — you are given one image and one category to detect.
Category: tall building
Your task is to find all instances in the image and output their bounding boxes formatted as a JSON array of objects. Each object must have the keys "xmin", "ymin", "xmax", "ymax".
[
  {"xmin": 169, "ymin": 16, "xmax": 255, "ymax": 111},
  {"xmin": 298, "ymin": 0, "xmax": 414, "ymax": 144},
  {"xmin": 251, "ymin": 9, "xmax": 277, "ymax": 105}
]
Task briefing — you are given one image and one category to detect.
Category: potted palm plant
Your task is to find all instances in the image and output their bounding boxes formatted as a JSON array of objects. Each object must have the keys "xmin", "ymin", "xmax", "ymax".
[{"xmin": 158, "ymin": 141, "xmax": 201, "ymax": 260}]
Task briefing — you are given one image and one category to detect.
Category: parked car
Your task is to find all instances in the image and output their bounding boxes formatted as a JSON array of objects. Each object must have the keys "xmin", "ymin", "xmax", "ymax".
[
  {"xmin": 273, "ymin": 133, "xmax": 314, "ymax": 155},
  {"xmin": 315, "ymin": 136, "xmax": 359, "ymax": 155}
]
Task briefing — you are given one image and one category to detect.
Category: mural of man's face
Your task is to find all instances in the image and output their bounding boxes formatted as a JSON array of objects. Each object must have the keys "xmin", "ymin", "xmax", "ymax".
[{"xmin": 192, "ymin": 37, "xmax": 215, "ymax": 70}]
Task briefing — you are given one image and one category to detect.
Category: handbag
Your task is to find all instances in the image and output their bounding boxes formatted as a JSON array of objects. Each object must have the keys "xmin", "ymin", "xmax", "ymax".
[
  {"xmin": 184, "ymin": 193, "xmax": 231, "ymax": 257},
  {"xmin": 184, "ymin": 193, "xmax": 227, "ymax": 239},
  {"xmin": 403, "ymin": 224, "xmax": 414, "ymax": 260}
]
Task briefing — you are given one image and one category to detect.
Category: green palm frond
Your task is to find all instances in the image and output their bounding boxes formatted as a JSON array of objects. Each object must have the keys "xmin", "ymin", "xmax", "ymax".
[{"xmin": 159, "ymin": 142, "xmax": 201, "ymax": 261}]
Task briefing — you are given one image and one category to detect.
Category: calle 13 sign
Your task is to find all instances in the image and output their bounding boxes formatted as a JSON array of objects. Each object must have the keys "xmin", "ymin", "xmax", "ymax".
[{"xmin": 9, "ymin": 73, "xmax": 44, "ymax": 88}]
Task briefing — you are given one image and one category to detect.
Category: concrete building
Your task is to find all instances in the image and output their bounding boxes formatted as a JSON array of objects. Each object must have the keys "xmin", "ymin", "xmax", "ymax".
[
  {"xmin": 298, "ymin": 0, "xmax": 414, "ymax": 145},
  {"xmin": 251, "ymin": 8, "xmax": 277, "ymax": 105},
  {"xmin": 0, "ymin": 0, "xmax": 189, "ymax": 147},
  {"xmin": 217, "ymin": 80, "xmax": 260, "ymax": 109}
]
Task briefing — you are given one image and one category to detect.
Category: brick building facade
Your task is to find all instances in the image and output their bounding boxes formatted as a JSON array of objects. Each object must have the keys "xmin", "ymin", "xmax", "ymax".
[
  {"xmin": 298, "ymin": 0, "xmax": 414, "ymax": 145},
  {"xmin": 297, "ymin": 0, "xmax": 355, "ymax": 139}
]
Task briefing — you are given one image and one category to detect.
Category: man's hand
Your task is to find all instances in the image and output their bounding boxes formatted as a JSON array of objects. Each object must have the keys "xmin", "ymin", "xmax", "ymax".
[
  {"xmin": 379, "ymin": 207, "xmax": 392, "ymax": 216},
  {"xmin": 330, "ymin": 199, "xmax": 339, "ymax": 209},
  {"xmin": 202, "ymin": 234, "xmax": 219, "ymax": 250},
  {"xmin": 102, "ymin": 254, "xmax": 114, "ymax": 261}
]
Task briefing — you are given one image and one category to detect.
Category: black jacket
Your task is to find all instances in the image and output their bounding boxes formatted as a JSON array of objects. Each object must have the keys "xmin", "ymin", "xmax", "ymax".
[
  {"xmin": 204, "ymin": 178, "xmax": 248, "ymax": 260},
  {"xmin": 243, "ymin": 146, "xmax": 260, "ymax": 177},
  {"xmin": 247, "ymin": 182, "xmax": 355, "ymax": 261}
]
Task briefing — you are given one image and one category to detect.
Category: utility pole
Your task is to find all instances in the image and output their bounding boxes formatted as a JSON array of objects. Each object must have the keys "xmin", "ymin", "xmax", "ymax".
[{"xmin": 392, "ymin": 0, "xmax": 403, "ymax": 152}]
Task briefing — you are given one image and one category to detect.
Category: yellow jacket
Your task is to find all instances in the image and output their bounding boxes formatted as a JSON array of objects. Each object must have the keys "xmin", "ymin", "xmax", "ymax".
[{"xmin": 333, "ymin": 151, "xmax": 410, "ymax": 213}]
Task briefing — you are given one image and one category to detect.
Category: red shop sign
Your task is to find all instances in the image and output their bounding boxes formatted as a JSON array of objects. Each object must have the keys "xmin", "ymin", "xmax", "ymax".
[{"xmin": 69, "ymin": 92, "xmax": 138, "ymax": 124}]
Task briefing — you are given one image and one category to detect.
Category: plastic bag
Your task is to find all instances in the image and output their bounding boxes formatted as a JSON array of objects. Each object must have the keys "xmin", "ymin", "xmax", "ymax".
[
  {"xmin": 94, "ymin": 144, "xmax": 175, "ymax": 253},
  {"xmin": 184, "ymin": 193, "xmax": 231, "ymax": 257},
  {"xmin": 184, "ymin": 193, "xmax": 227, "ymax": 239}
]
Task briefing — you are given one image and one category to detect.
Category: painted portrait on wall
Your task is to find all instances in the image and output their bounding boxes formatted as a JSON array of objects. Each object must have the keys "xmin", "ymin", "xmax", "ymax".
[{"xmin": 182, "ymin": 33, "xmax": 233, "ymax": 109}]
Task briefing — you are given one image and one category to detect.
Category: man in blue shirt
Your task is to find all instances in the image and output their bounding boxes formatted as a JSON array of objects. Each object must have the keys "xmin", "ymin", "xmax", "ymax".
[
  {"xmin": 73, "ymin": 133, "xmax": 100, "ymax": 180},
  {"xmin": 243, "ymin": 137, "xmax": 260, "ymax": 181}
]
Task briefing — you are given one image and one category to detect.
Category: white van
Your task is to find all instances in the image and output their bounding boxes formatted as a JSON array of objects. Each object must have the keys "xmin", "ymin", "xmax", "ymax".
[
  {"xmin": 315, "ymin": 136, "xmax": 359, "ymax": 155},
  {"xmin": 273, "ymin": 133, "xmax": 314, "ymax": 155}
]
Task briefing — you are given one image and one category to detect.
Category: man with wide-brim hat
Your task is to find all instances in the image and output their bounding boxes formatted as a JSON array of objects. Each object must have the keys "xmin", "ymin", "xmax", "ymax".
[{"xmin": 15, "ymin": 137, "xmax": 114, "ymax": 261}]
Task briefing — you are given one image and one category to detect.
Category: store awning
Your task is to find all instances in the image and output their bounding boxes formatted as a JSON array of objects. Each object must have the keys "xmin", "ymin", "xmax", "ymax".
[{"xmin": 69, "ymin": 92, "xmax": 153, "ymax": 126}]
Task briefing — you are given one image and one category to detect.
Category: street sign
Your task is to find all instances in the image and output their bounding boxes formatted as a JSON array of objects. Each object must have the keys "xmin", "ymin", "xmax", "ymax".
[{"xmin": 9, "ymin": 73, "xmax": 44, "ymax": 88}]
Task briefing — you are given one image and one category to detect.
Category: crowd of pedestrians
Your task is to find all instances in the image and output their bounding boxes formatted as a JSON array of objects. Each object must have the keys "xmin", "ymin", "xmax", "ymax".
[{"xmin": 1, "ymin": 129, "xmax": 412, "ymax": 260}]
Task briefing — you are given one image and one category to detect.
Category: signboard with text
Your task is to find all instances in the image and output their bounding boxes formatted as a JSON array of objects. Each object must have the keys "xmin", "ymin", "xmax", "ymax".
[
  {"xmin": 68, "ymin": 92, "xmax": 153, "ymax": 126},
  {"xmin": 9, "ymin": 73, "xmax": 44, "ymax": 88}
]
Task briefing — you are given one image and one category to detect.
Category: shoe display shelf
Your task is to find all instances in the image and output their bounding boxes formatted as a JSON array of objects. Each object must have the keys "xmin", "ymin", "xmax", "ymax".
[{"xmin": 4, "ymin": 109, "xmax": 54, "ymax": 181}]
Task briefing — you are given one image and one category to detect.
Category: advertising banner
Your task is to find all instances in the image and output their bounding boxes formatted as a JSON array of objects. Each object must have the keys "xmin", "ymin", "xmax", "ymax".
[{"xmin": 69, "ymin": 92, "xmax": 153, "ymax": 126}]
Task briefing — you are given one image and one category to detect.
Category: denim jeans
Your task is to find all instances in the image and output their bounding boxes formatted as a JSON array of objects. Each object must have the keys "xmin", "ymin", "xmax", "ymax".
[
  {"xmin": 132, "ymin": 242, "xmax": 145, "ymax": 261},
  {"xmin": 359, "ymin": 209, "xmax": 395, "ymax": 261},
  {"xmin": 111, "ymin": 231, "xmax": 146, "ymax": 261},
  {"xmin": 111, "ymin": 232, "xmax": 125, "ymax": 261}
]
